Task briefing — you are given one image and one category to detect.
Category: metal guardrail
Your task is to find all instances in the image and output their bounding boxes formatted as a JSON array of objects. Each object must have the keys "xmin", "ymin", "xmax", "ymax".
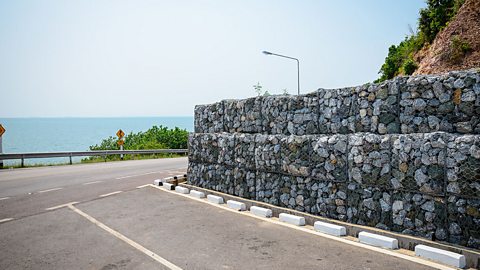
[{"xmin": 0, "ymin": 149, "xmax": 188, "ymax": 167}]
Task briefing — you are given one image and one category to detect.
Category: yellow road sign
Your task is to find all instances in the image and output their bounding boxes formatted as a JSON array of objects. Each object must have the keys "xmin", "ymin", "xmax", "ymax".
[
  {"xmin": 117, "ymin": 139, "xmax": 125, "ymax": 146},
  {"xmin": 0, "ymin": 124, "xmax": 5, "ymax": 137},
  {"xmin": 116, "ymin": 129, "xmax": 125, "ymax": 138}
]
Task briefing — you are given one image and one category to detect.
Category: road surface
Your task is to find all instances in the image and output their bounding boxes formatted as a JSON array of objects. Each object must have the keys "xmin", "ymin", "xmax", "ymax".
[{"xmin": 0, "ymin": 158, "xmax": 447, "ymax": 269}]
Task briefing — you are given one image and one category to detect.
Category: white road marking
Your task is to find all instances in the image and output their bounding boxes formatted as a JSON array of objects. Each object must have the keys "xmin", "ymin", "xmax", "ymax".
[
  {"xmin": 150, "ymin": 185, "xmax": 455, "ymax": 270},
  {"xmin": 100, "ymin": 191, "xmax": 123, "ymax": 197},
  {"xmin": 115, "ymin": 171, "xmax": 162, "ymax": 180},
  {"xmin": 38, "ymin": 187, "xmax": 63, "ymax": 193},
  {"xmin": 83, "ymin": 181, "xmax": 103, "ymax": 185},
  {"xmin": 136, "ymin": 184, "xmax": 151, "ymax": 189},
  {"xmin": 46, "ymin": 201, "xmax": 79, "ymax": 211},
  {"xmin": 68, "ymin": 204, "xmax": 182, "ymax": 270},
  {"xmin": 0, "ymin": 197, "xmax": 10, "ymax": 201},
  {"xmin": 0, "ymin": 218, "xmax": 14, "ymax": 223}
]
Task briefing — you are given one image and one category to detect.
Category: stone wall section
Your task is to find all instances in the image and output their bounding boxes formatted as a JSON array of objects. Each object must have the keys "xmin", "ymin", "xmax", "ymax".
[{"xmin": 189, "ymin": 69, "xmax": 480, "ymax": 249}]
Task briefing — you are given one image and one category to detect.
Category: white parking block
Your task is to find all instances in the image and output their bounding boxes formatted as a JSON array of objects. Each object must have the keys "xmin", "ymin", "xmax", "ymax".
[
  {"xmin": 175, "ymin": 186, "xmax": 189, "ymax": 194},
  {"xmin": 153, "ymin": 179, "xmax": 162, "ymax": 186},
  {"xmin": 163, "ymin": 182, "xmax": 174, "ymax": 190},
  {"xmin": 415, "ymin": 245, "xmax": 466, "ymax": 268},
  {"xmin": 189, "ymin": 190, "xmax": 205, "ymax": 198},
  {"xmin": 250, "ymin": 206, "xmax": 272, "ymax": 218},
  {"xmin": 227, "ymin": 200, "xmax": 246, "ymax": 211},
  {"xmin": 358, "ymin": 232, "xmax": 398, "ymax": 249},
  {"xmin": 279, "ymin": 213, "xmax": 305, "ymax": 226},
  {"xmin": 207, "ymin": 194, "xmax": 224, "ymax": 204},
  {"xmin": 314, "ymin": 221, "xmax": 346, "ymax": 236}
]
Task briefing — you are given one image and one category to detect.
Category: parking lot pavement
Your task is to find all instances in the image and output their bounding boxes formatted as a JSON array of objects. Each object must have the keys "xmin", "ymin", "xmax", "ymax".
[
  {"xmin": 72, "ymin": 186, "xmax": 437, "ymax": 270},
  {"xmin": 0, "ymin": 207, "xmax": 165, "ymax": 270}
]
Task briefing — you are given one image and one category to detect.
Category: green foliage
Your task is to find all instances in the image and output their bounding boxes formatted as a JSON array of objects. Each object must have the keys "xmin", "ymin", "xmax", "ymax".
[
  {"xmin": 419, "ymin": 0, "xmax": 465, "ymax": 43},
  {"xmin": 376, "ymin": 0, "xmax": 465, "ymax": 82},
  {"xmin": 84, "ymin": 125, "xmax": 188, "ymax": 162},
  {"xmin": 446, "ymin": 35, "xmax": 472, "ymax": 63},
  {"xmin": 253, "ymin": 82, "xmax": 272, "ymax": 96},
  {"xmin": 376, "ymin": 35, "xmax": 423, "ymax": 82},
  {"xmin": 402, "ymin": 58, "xmax": 419, "ymax": 75}
]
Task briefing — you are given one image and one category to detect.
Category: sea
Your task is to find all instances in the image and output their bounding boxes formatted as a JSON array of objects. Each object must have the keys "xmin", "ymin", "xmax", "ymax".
[{"xmin": 0, "ymin": 117, "xmax": 193, "ymax": 166}]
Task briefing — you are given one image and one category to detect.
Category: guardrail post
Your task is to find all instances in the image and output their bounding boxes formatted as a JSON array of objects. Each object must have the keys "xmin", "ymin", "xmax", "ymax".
[
  {"xmin": 21, "ymin": 155, "xmax": 24, "ymax": 167},
  {"xmin": 69, "ymin": 154, "xmax": 72, "ymax": 165}
]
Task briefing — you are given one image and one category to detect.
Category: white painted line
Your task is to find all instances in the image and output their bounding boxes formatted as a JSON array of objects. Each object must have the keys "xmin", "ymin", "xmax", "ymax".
[
  {"xmin": 189, "ymin": 190, "xmax": 205, "ymax": 198},
  {"xmin": 250, "ymin": 206, "xmax": 272, "ymax": 218},
  {"xmin": 100, "ymin": 191, "xmax": 123, "ymax": 197},
  {"xmin": 83, "ymin": 181, "xmax": 103, "ymax": 185},
  {"xmin": 116, "ymin": 171, "xmax": 162, "ymax": 180},
  {"xmin": 314, "ymin": 221, "xmax": 346, "ymax": 236},
  {"xmin": 0, "ymin": 218, "xmax": 14, "ymax": 223},
  {"xmin": 279, "ymin": 213, "xmax": 305, "ymax": 226},
  {"xmin": 148, "ymin": 185, "xmax": 455, "ymax": 270},
  {"xmin": 0, "ymin": 197, "xmax": 10, "ymax": 201},
  {"xmin": 207, "ymin": 194, "xmax": 224, "ymax": 204},
  {"xmin": 68, "ymin": 204, "xmax": 182, "ymax": 270},
  {"xmin": 359, "ymin": 231, "xmax": 398, "ymax": 250},
  {"xmin": 38, "ymin": 187, "xmax": 63, "ymax": 193},
  {"xmin": 136, "ymin": 184, "xmax": 151, "ymax": 189},
  {"xmin": 227, "ymin": 200, "xmax": 246, "ymax": 211},
  {"xmin": 175, "ymin": 186, "xmax": 189, "ymax": 194},
  {"xmin": 415, "ymin": 245, "xmax": 466, "ymax": 268},
  {"xmin": 45, "ymin": 201, "xmax": 79, "ymax": 211}
]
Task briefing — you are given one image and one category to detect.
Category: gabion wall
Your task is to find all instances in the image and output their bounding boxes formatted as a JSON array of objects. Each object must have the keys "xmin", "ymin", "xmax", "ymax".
[
  {"xmin": 194, "ymin": 70, "xmax": 480, "ymax": 135},
  {"xmin": 189, "ymin": 69, "xmax": 480, "ymax": 249}
]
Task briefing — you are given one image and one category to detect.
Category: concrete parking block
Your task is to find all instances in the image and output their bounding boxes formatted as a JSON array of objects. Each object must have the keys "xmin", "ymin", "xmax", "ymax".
[
  {"xmin": 227, "ymin": 200, "xmax": 246, "ymax": 211},
  {"xmin": 175, "ymin": 186, "xmax": 189, "ymax": 194},
  {"xmin": 415, "ymin": 245, "xmax": 466, "ymax": 268},
  {"xmin": 314, "ymin": 221, "xmax": 346, "ymax": 236},
  {"xmin": 207, "ymin": 194, "xmax": 224, "ymax": 204},
  {"xmin": 359, "ymin": 232, "xmax": 398, "ymax": 250},
  {"xmin": 250, "ymin": 206, "xmax": 272, "ymax": 218},
  {"xmin": 163, "ymin": 182, "xmax": 174, "ymax": 190},
  {"xmin": 153, "ymin": 179, "xmax": 162, "ymax": 186},
  {"xmin": 279, "ymin": 213, "xmax": 305, "ymax": 226},
  {"xmin": 189, "ymin": 190, "xmax": 205, "ymax": 198}
]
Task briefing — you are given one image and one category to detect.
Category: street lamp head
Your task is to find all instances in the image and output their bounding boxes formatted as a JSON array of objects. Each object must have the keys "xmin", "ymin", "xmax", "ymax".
[{"xmin": 262, "ymin": 51, "xmax": 273, "ymax": 55}]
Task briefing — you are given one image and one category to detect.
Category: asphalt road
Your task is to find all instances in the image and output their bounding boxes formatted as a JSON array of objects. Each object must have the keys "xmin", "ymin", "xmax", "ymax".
[
  {"xmin": 0, "ymin": 158, "xmax": 188, "ymax": 221},
  {"xmin": 0, "ymin": 159, "xmax": 445, "ymax": 270}
]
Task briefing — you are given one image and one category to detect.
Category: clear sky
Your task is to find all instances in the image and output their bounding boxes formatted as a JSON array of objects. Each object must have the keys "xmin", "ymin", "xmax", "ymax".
[{"xmin": 0, "ymin": 0, "xmax": 426, "ymax": 117}]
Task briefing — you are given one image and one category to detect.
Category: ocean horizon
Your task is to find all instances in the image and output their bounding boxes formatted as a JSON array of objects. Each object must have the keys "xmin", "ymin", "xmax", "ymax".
[{"xmin": 0, "ymin": 116, "xmax": 193, "ymax": 166}]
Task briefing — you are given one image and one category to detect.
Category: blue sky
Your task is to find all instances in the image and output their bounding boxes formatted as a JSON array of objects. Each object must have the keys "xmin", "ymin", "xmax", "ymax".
[{"xmin": 0, "ymin": 0, "xmax": 426, "ymax": 117}]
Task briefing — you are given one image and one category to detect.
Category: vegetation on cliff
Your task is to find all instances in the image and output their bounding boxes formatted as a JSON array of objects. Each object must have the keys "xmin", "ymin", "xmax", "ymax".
[{"xmin": 376, "ymin": 0, "xmax": 467, "ymax": 82}]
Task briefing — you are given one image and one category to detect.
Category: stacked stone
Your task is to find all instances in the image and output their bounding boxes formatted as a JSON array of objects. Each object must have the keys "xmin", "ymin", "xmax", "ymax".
[
  {"xmin": 224, "ymin": 97, "xmax": 264, "ymax": 133},
  {"xmin": 189, "ymin": 69, "xmax": 480, "ymax": 249},
  {"xmin": 234, "ymin": 133, "xmax": 256, "ymax": 170},
  {"xmin": 391, "ymin": 132, "xmax": 447, "ymax": 195},
  {"xmin": 446, "ymin": 134, "xmax": 480, "ymax": 248},
  {"xmin": 400, "ymin": 70, "xmax": 480, "ymax": 134},
  {"xmin": 280, "ymin": 135, "xmax": 311, "ymax": 177},
  {"xmin": 345, "ymin": 184, "xmax": 392, "ymax": 229},
  {"xmin": 254, "ymin": 134, "xmax": 282, "ymax": 173},
  {"xmin": 317, "ymin": 88, "xmax": 356, "ymax": 134},
  {"xmin": 194, "ymin": 102, "xmax": 225, "ymax": 133},
  {"xmin": 348, "ymin": 133, "xmax": 391, "ymax": 187},
  {"xmin": 313, "ymin": 181, "xmax": 348, "ymax": 221},
  {"xmin": 310, "ymin": 134, "xmax": 348, "ymax": 182},
  {"xmin": 217, "ymin": 133, "xmax": 235, "ymax": 166},
  {"xmin": 390, "ymin": 191, "xmax": 447, "ymax": 240},
  {"xmin": 355, "ymin": 78, "xmax": 403, "ymax": 134},
  {"xmin": 262, "ymin": 93, "xmax": 319, "ymax": 135}
]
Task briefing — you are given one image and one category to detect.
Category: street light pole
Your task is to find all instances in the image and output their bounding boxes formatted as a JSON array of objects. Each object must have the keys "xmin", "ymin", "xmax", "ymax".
[{"xmin": 262, "ymin": 51, "xmax": 300, "ymax": 95}]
